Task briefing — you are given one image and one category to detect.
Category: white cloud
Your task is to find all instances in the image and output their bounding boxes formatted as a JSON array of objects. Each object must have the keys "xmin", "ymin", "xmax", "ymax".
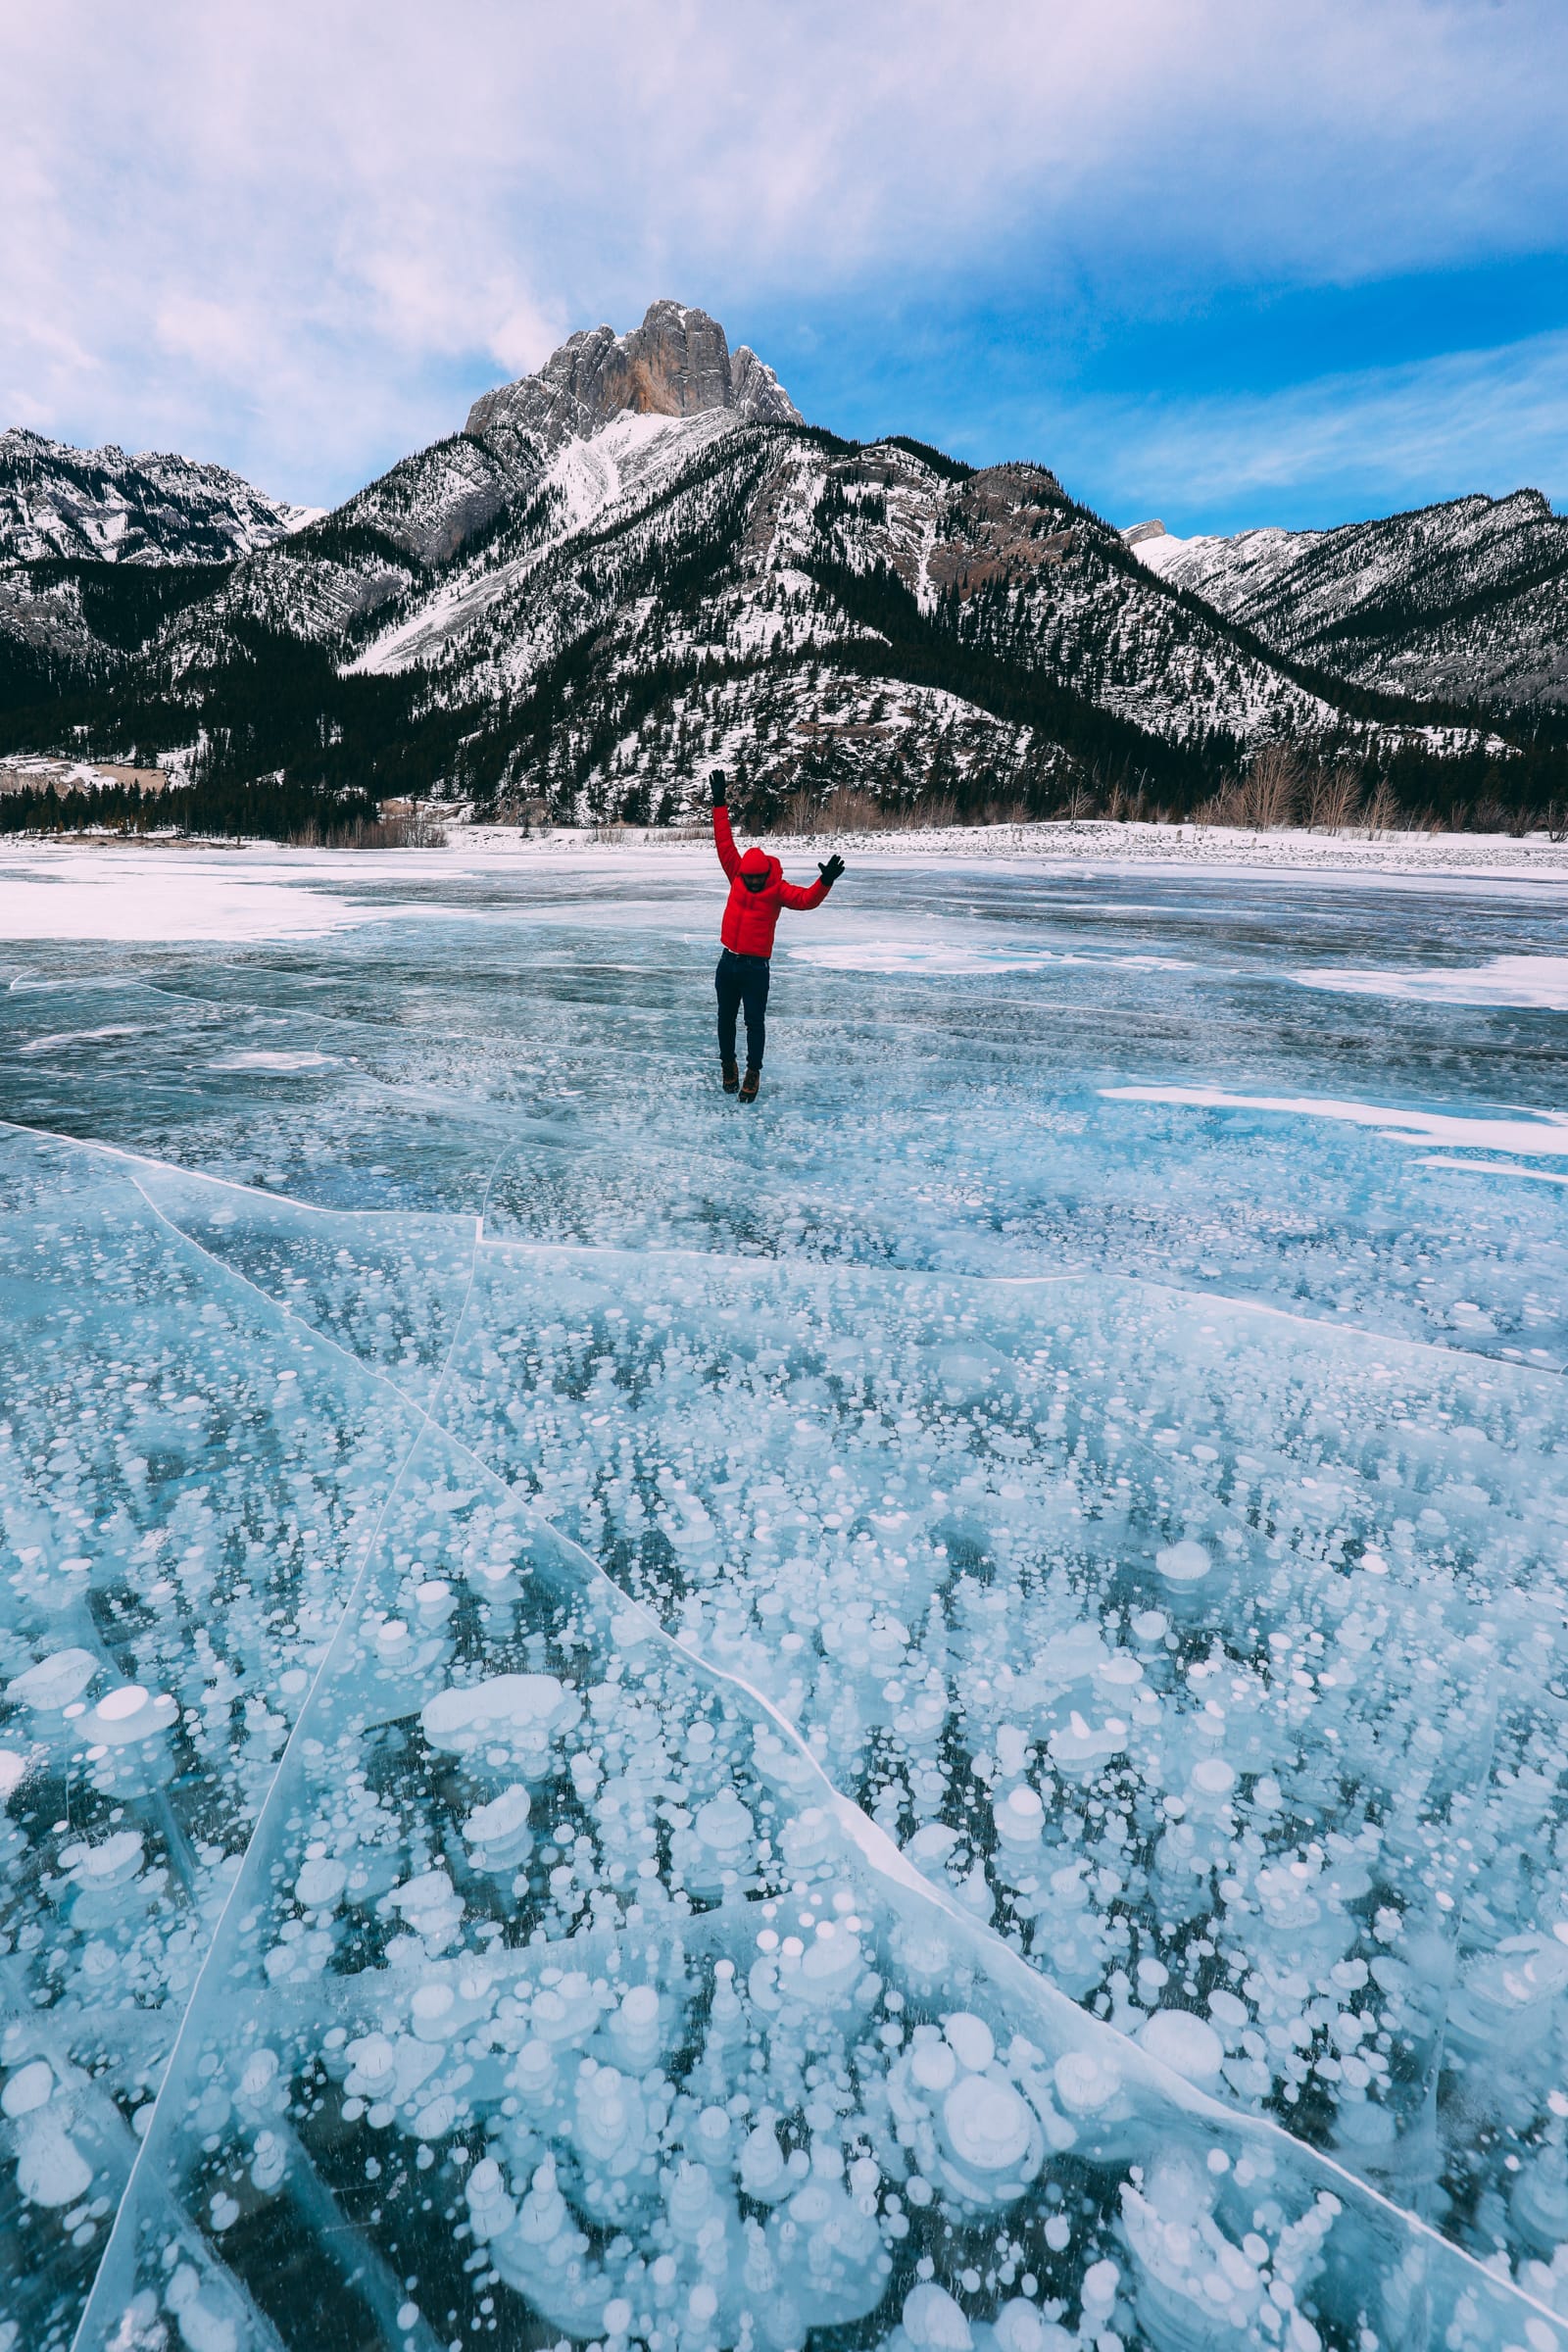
[
  {"xmin": 3, "ymin": 0, "xmax": 1566, "ymax": 504},
  {"xmin": 1053, "ymin": 330, "xmax": 1568, "ymax": 525}
]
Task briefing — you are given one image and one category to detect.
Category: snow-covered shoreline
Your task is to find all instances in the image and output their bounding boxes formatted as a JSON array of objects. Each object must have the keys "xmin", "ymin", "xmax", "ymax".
[
  {"xmin": 461, "ymin": 817, "xmax": 1568, "ymax": 884},
  {"xmin": 5, "ymin": 818, "xmax": 1568, "ymax": 950}
]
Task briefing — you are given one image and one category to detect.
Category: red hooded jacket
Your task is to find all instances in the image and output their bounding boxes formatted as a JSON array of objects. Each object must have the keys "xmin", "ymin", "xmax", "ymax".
[{"xmin": 713, "ymin": 806, "xmax": 830, "ymax": 957}]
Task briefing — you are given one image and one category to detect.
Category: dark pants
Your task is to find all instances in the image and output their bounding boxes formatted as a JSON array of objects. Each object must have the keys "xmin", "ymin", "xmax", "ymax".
[{"xmin": 715, "ymin": 949, "xmax": 771, "ymax": 1070}]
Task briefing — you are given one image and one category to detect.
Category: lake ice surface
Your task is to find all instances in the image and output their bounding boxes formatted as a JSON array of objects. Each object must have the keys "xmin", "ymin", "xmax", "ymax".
[{"xmin": 3, "ymin": 848, "xmax": 1568, "ymax": 2352}]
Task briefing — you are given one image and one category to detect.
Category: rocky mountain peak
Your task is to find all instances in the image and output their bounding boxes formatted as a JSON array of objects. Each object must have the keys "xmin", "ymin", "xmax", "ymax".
[{"xmin": 465, "ymin": 300, "xmax": 801, "ymax": 454}]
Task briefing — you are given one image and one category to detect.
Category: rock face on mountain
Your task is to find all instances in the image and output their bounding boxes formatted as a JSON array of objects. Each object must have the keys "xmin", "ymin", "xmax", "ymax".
[
  {"xmin": 1129, "ymin": 490, "xmax": 1568, "ymax": 712},
  {"xmin": 0, "ymin": 427, "xmax": 312, "ymax": 565},
  {"xmin": 466, "ymin": 301, "xmax": 801, "ymax": 454}
]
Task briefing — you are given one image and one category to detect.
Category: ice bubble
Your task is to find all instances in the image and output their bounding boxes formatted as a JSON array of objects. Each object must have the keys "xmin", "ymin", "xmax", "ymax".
[
  {"xmin": 344, "ymin": 2034, "xmax": 397, "ymax": 2098},
  {"xmin": 411, "ymin": 1979, "xmax": 489, "ymax": 2042},
  {"xmin": 691, "ymin": 1788, "xmax": 752, "ymax": 1882},
  {"xmin": 906, "ymin": 1822, "xmax": 960, "ymax": 1866},
  {"xmin": 1450, "ymin": 1933, "xmax": 1568, "ymax": 2052},
  {"xmin": 16, "ymin": 2113, "xmax": 93, "ymax": 2208},
  {"xmin": 238, "ymin": 2050, "xmax": 279, "ymax": 2101},
  {"xmin": 80, "ymin": 1684, "xmax": 177, "ymax": 1745},
  {"xmin": 420, "ymin": 1673, "xmax": 579, "ymax": 1769},
  {"xmin": 1081, "ymin": 2259, "xmax": 1120, "ymax": 2315},
  {"xmin": 464, "ymin": 1783, "xmax": 533, "ymax": 1870},
  {"xmin": 1155, "ymin": 1541, "xmax": 1211, "ymax": 1585},
  {"xmin": 993, "ymin": 1787, "xmax": 1044, "ymax": 1852},
  {"xmin": 2, "ymin": 2058, "xmax": 54, "ymax": 2118},
  {"xmin": 1049, "ymin": 1711, "xmax": 1127, "ymax": 1772},
  {"xmin": 740, "ymin": 2121, "xmax": 790, "ymax": 2201},
  {"xmin": 166, "ymin": 2264, "xmax": 238, "ymax": 2352},
  {"xmin": 904, "ymin": 2282, "xmax": 973, "ymax": 2351},
  {"xmin": 1188, "ymin": 1757, "xmax": 1237, "ymax": 1813},
  {"xmin": 1139, "ymin": 2008, "xmax": 1225, "ymax": 2086},
  {"xmin": 7, "ymin": 1648, "xmax": 97, "ymax": 1711},
  {"xmin": 388, "ymin": 1868, "xmax": 464, "ymax": 1947},
  {"xmin": 779, "ymin": 1806, "xmax": 836, "ymax": 1869},
  {"xmin": 574, "ymin": 2065, "xmax": 646, "ymax": 2172},
  {"xmin": 1054, "ymin": 2048, "xmax": 1121, "ymax": 2116},
  {"xmin": 793, "ymin": 1924, "xmax": 861, "ymax": 2007},
  {"xmin": 991, "ymin": 2300, "xmax": 1067, "ymax": 2352},
  {"xmin": 912, "ymin": 2039, "xmax": 958, "ymax": 2093},
  {"xmin": 295, "ymin": 1855, "xmax": 347, "ymax": 1907},
  {"xmin": 65, "ymin": 1830, "xmax": 144, "ymax": 1888},
  {"xmin": 510, "ymin": 2040, "xmax": 559, "ymax": 2108},
  {"xmin": 609, "ymin": 1984, "xmax": 662, "ymax": 2073},
  {"xmin": 942, "ymin": 2074, "xmax": 1037, "ymax": 2180},
  {"xmin": 944, "ymin": 2013, "xmax": 996, "ymax": 2073},
  {"xmin": 532, "ymin": 1972, "xmax": 599, "ymax": 2044}
]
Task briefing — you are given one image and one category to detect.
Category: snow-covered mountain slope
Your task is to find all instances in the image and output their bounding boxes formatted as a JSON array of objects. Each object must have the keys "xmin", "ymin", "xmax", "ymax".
[
  {"xmin": 142, "ymin": 410, "xmax": 1471, "ymax": 820},
  {"xmin": 0, "ymin": 427, "xmax": 314, "ymax": 564},
  {"xmin": 1129, "ymin": 491, "xmax": 1568, "ymax": 712},
  {"xmin": 1, "ymin": 301, "xmax": 1535, "ymax": 814}
]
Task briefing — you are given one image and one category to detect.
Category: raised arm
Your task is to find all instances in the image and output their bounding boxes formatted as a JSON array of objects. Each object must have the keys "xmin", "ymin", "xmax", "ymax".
[
  {"xmin": 778, "ymin": 853, "xmax": 845, "ymax": 911},
  {"xmin": 710, "ymin": 773, "xmax": 740, "ymax": 879}
]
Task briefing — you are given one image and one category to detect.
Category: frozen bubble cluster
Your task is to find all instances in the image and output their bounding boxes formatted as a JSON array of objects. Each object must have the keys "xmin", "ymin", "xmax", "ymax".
[{"xmin": 3, "ymin": 854, "xmax": 1568, "ymax": 2352}]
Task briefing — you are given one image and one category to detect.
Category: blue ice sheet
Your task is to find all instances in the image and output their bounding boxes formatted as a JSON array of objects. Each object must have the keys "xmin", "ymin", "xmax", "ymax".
[{"xmin": 3, "ymin": 852, "xmax": 1568, "ymax": 2351}]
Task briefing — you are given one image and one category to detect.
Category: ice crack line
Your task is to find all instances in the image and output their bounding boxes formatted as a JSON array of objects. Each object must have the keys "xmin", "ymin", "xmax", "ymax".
[
  {"xmin": 67, "ymin": 1153, "xmax": 508, "ymax": 2352},
  {"xmin": 5, "ymin": 1112, "xmax": 1561, "ymax": 1381},
  {"xmin": 23, "ymin": 1124, "xmax": 1565, "ymax": 2342}
]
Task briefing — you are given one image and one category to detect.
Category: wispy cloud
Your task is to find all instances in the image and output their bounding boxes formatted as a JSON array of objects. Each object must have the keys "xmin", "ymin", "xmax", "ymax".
[
  {"xmin": 1048, "ymin": 330, "xmax": 1568, "ymax": 529},
  {"xmin": 4, "ymin": 0, "xmax": 1566, "ymax": 510}
]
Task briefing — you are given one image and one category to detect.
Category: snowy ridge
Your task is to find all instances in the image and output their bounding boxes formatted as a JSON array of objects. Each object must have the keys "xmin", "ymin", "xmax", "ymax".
[
  {"xmin": 0, "ymin": 426, "xmax": 312, "ymax": 565},
  {"xmin": 1128, "ymin": 492, "xmax": 1568, "ymax": 711},
  {"xmin": 350, "ymin": 410, "xmax": 742, "ymax": 677}
]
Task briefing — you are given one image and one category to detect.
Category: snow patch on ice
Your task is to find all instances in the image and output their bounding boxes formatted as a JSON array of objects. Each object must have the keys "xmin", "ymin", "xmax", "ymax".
[
  {"xmin": 792, "ymin": 939, "xmax": 1189, "ymax": 976},
  {"xmin": 1294, "ymin": 954, "xmax": 1568, "ymax": 1009},
  {"xmin": 18, "ymin": 1025, "xmax": 145, "ymax": 1054},
  {"xmin": 1417, "ymin": 1154, "xmax": 1568, "ymax": 1185},
  {"xmin": 208, "ymin": 1051, "xmax": 337, "ymax": 1072},
  {"xmin": 0, "ymin": 847, "xmax": 470, "ymax": 942},
  {"xmin": 1104, "ymin": 1084, "xmax": 1568, "ymax": 1157}
]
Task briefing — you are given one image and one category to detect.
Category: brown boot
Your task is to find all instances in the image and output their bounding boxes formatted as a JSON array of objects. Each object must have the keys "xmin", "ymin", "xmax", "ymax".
[
  {"xmin": 739, "ymin": 1067, "xmax": 760, "ymax": 1103},
  {"xmin": 721, "ymin": 1058, "xmax": 739, "ymax": 1094}
]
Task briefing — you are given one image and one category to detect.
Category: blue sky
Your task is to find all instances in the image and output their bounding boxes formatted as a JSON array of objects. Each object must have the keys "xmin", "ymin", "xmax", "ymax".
[{"xmin": 6, "ymin": 0, "xmax": 1567, "ymax": 535}]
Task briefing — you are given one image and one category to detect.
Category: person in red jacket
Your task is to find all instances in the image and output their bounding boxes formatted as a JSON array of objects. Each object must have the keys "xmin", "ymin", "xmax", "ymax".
[{"xmin": 710, "ymin": 772, "xmax": 845, "ymax": 1102}]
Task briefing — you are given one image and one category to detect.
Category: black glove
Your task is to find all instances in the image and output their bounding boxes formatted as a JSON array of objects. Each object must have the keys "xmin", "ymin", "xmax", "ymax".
[
  {"xmin": 710, "ymin": 771, "xmax": 727, "ymax": 808},
  {"xmin": 818, "ymin": 854, "xmax": 846, "ymax": 888}
]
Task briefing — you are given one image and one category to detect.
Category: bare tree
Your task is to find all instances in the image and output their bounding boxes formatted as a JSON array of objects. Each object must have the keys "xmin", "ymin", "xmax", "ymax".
[
  {"xmin": 1306, "ymin": 760, "xmax": 1363, "ymax": 835},
  {"xmin": 1241, "ymin": 741, "xmax": 1302, "ymax": 830},
  {"xmin": 1362, "ymin": 780, "xmax": 1401, "ymax": 838}
]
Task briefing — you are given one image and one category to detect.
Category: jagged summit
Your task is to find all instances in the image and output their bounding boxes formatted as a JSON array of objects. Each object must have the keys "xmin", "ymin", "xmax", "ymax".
[{"xmin": 466, "ymin": 300, "xmax": 801, "ymax": 454}]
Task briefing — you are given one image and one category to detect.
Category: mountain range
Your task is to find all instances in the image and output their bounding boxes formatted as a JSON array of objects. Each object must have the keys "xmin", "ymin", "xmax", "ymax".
[
  {"xmin": 1128, "ymin": 497, "xmax": 1568, "ymax": 717},
  {"xmin": 1, "ymin": 300, "xmax": 1562, "ymax": 829}
]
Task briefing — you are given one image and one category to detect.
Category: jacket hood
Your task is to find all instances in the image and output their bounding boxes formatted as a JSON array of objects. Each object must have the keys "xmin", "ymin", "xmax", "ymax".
[{"xmin": 739, "ymin": 846, "xmax": 771, "ymax": 875}]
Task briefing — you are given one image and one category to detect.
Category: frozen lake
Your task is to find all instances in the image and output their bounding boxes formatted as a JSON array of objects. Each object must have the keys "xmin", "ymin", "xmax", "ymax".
[{"xmin": 4, "ymin": 841, "xmax": 1568, "ymax": 2352}]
